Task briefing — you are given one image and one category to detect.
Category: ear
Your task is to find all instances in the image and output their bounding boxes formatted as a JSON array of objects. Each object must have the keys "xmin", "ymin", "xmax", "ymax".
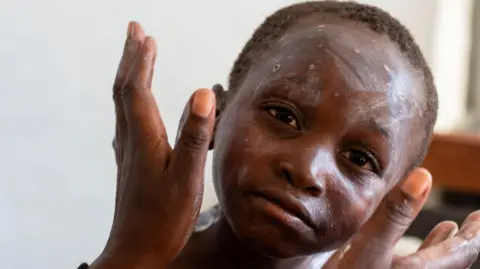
[{"xmin": 209, "ymin": 83, "xmax": 227, "ymax": 150}]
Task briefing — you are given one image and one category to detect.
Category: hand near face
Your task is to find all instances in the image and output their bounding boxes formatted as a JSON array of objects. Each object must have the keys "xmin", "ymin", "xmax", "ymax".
[
  {"xmin": 91, "ymin": 22, "xmax": 216, "ymax": 269},
  {"xmin": 323, "ymin": 168, "xmax": 480, "ymax": 269}
]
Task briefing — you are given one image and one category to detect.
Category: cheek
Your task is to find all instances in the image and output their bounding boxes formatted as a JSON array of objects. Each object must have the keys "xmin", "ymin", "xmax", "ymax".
[
  {"xmin": 212, "ymin": 108, "xmax": 274, "ymax": 199},
  {"xmin": 329, "ymin": 179, "xmax": 386, "ymax": 240}
]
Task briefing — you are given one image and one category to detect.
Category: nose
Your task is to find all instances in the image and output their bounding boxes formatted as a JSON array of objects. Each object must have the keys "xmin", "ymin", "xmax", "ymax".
[{"xmin": 277, "ymin": 156, "xmax": 328, "ymax": 197}]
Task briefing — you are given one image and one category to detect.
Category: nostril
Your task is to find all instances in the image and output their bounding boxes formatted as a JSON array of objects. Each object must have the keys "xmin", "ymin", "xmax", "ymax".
[
  {"xmin": 281, "ymin": 169, "xmax": 294, "ymax": 186},
  {"xmin": 277, "ymin": 162, "xmax": 325, "ymax": 197},
  {"xmin": 304, "ymin": 186, "xmax": 322, "ymax": 196}
]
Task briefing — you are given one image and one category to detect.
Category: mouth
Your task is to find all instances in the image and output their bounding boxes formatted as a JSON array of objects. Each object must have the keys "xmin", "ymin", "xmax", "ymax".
[{"xmin": 248, "ymin": 189, "xmax": 316, "ymax": 230}]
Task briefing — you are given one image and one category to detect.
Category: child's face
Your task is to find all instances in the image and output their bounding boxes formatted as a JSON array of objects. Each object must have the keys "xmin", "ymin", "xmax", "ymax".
[{"xmin": 212, "ymin": 17, "xmax": 427, "ymax": 258}]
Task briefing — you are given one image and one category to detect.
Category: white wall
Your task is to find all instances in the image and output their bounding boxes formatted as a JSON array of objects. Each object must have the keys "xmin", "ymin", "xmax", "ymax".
[
  {"xmin": 431, "ymin": 0, "xmax": 473, "ymax": 131},
  {"xmin": 0, "ymin": 0, "xmax": 470, "ymax": 268}
]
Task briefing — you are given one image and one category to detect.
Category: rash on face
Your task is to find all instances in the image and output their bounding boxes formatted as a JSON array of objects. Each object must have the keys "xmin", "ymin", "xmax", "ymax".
[{"xmin": 212, "ymin": 18, "xmax": 428, "ymax": 257}]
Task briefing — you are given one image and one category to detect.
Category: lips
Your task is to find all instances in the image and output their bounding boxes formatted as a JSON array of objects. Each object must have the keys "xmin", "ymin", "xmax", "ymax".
[{"xmin": 249, "ymin": 188, "xmax": 316, "ymax": 229}]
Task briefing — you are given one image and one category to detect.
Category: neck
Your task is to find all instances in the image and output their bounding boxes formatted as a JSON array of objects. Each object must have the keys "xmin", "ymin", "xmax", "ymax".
[{"xmin": 202, "ymin": 213, "xmax": 333, "ymax": 269}]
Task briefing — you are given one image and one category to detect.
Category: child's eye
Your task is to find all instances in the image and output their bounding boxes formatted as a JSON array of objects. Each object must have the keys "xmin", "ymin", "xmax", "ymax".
[
  {"xmin": 339, "ymin": 149, "xmax": 377, "ymax": 172},
  {"xmin": 266, "ymin": 107, "xmax": 298, "ymax": 128}
]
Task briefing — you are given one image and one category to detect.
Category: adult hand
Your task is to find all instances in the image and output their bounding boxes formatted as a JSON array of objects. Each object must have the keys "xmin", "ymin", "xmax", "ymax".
[
  {"xmin": 323, "ymin": 168, "xmax": 480, "ymax": 269},
  {"xmin": 91, "ymin": 21, "xmax": 216, "ymax": 269}
]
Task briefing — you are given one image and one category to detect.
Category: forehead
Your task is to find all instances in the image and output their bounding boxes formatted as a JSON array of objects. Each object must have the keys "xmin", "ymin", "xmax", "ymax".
[{"xmin": 241, "ymin": 17, "xmax": 426, "ymax": 125}]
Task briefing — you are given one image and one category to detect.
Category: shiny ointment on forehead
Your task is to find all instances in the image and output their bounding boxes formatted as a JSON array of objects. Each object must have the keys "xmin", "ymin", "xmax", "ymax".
[{"xmin": 239, "ymin": 20, "xmax": 426, "ymax": 127}]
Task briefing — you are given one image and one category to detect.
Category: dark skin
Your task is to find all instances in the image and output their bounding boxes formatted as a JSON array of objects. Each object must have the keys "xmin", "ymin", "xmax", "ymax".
[{"xmin": 89, "ymin": 19, "xmax": 480, "ymax": 269}]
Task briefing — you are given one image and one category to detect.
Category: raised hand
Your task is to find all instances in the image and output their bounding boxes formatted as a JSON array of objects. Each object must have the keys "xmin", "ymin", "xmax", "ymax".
[
  {"xmin": 91, "ymin": 21, "xmax": 216, "ymax": 269},
  {"xmin": 323, "ymin": 168, "xmax": 480, "ymax": 269}
]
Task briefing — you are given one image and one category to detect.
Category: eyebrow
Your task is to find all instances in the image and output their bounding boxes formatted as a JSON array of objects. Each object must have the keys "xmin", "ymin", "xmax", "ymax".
[{"xmin": 368, "ymin": 118, "xmax": 392, "ymax": 143}]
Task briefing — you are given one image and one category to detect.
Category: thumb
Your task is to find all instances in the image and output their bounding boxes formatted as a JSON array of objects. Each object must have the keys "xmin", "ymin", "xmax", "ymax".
[
  {"xmin": 326, "ymin": 168, "xmax": 432, "ymax": 269},
  {"xmin": 168, "ymin": 88, "xmax": 216, "ymax": 193}
]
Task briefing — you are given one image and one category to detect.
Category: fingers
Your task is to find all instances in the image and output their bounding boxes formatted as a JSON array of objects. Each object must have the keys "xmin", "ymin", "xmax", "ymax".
[
  {"xmin": 114, "ymin": 22, "xmax": 146, "ymax": 147},
  {"xmin": 112, "ymin": 21, "xmax": 146, "ymax": 222},
  {"xmin": 114, "ymin": 22, "xmax": 146, "ymax": 99},
  {"xmin": 121, "ymin": 35, "xmax": 169, "ymax": 155},
  {"xmin": 417, "ymin": 221, "xmax": 458, "ymax": 251},
  {"xmin": 399, "ymin": 210, "xmax": 480, "ymax": 269},
  {"xmin": 332, "ymin": 168, "xmax": 432, "ymax": 269},
  {"xmin": 168, "ymin": 88, "xmax": 215, "ymax": 199}
]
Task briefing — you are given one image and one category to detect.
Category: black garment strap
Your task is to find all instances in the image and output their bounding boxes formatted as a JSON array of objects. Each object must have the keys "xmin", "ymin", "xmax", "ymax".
[{"xmin": 77, "ymin": 263, "xmax": 89, "ymax": 269}]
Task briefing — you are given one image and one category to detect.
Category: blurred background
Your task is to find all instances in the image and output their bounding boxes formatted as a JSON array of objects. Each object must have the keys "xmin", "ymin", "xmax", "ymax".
[{"xmin": 0, "ymin": 0, "xmax": 478, "ymax": 268}]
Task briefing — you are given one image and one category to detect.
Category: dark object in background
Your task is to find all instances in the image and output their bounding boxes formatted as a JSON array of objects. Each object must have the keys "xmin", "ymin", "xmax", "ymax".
[{"xmin": 443, "ymin": 190, "xmax": 480, "ymax": 208}]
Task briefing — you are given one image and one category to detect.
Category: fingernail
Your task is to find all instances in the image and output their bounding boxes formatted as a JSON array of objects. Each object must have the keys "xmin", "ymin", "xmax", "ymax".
[
  {"xmin": 401, "ymin": 168, "xmax": 432, "ymax": 199},
  {"xmin": 127, "ymin": 21, "xmax": 135, "ymax": 38},
  {"xmin": 434, "ymin": 222, "xmax": 458, "ymax": 243},
  {"xmin": 446, "ymin": 225, "xmax": 459, "ymax": 238},
  {"xmin": 192, "ymin": 89, "xmax": 214, "ymax": 118}
]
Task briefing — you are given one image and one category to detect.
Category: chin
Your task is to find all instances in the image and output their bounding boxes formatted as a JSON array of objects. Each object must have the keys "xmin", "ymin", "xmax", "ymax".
[
  {"xmin": 242, "ymin": 237, "xmax": 305, "ymax": 259},
  {"xmin": 227, "ymin": 215, "xmax": 334, "ymax": 260},
  {"xmin": 243, "ymin": 234, "xmax": 339, "ymax": 260}
]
